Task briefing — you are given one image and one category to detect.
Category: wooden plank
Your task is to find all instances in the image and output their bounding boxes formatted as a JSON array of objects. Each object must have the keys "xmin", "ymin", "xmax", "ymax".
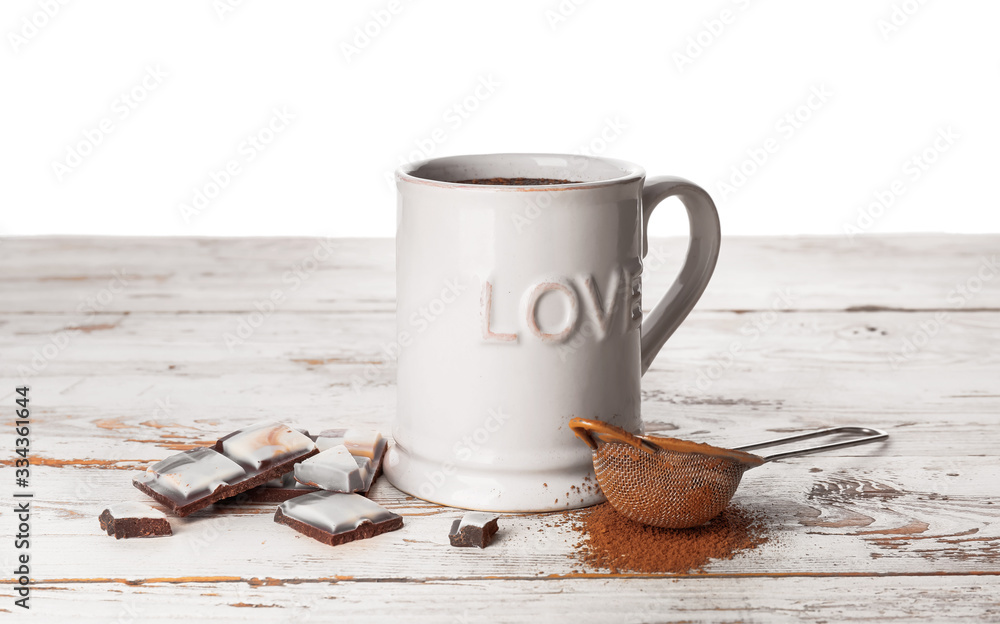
[
  {"xmin": 3, "ymin": 310, "xmax": 998, "ymax": 461},
  {"xmin": 1, "ymin": 235, "xmax": 999, "ymax": 312},
  {"xmin": 6, "ymin": 576, "xmax": 1000, "ymax": 623},
  {"xmin": 3, "ymin": 454, "xmax": 998, "ymax": 581}
]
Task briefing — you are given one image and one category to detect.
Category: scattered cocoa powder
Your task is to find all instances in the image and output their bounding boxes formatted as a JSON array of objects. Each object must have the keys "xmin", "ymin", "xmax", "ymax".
[{"xmin": 569, "ymin": 503, "xmax": 770, "ymax": 574}]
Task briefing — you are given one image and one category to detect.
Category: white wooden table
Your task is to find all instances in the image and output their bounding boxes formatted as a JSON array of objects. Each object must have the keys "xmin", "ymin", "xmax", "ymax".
[{"xmin": 1, "ymin": 236, "xmax": 998, "ymax": 622}]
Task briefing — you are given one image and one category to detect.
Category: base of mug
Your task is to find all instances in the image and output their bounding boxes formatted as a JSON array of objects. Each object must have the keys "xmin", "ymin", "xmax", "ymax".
[{"xmin": 383, "ymin": 441, "xmax": 606, "ymax": 512}]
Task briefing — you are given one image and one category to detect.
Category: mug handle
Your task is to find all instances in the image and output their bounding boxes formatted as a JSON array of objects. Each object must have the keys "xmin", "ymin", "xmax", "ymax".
[{"xmin": 639, "ymin": 176, "xmax": 721, "ymax": 375}]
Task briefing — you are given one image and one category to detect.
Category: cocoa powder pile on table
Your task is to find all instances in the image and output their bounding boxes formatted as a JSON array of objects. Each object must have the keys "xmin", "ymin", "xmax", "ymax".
[{"xmin": 570, "ymin": 503, "xmax": 770, "ymax": 574}]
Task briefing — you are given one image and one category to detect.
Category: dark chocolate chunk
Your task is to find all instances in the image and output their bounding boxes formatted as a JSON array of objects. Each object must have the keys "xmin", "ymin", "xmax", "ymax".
[
  {"xmin": 449, "ymin": 512, "xmax": 500, "ymax": 548},
  {"xmin": 274, "ymin": 491, "xmax": 403, "ymax": 547},
  {"xmin": 99, "ymin": 502, "xmax": 172, "ymax": 539}
]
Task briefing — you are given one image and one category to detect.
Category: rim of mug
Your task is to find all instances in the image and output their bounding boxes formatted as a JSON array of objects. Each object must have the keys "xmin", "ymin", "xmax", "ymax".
[{"xmin": 396, "ymin": 153, "xmax": 646, "ymax": 192}]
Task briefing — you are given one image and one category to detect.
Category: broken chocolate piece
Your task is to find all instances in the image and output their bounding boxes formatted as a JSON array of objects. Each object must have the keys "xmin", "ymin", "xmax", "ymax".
[
  {"xmin": 274, "ymin": 491, "xmax": 403, "ymax": 546},
  {"xmin": 313, "ymin": 428, "xmax": 348, "ymax": 452},
  {"xmin": 132, "ymin": 447, "xmax": 247, "ymax": 515},
  {"xmin": 272, "ymin": 472, "xmax": 314, "ymax": 489},
  {"xmin": 343, "ymin": 429, "xmax": 386, "ymax": 460},
  {"xmin": 99, "ymin": 502, "xmax": 172, "ymax": 539},
  {"xmin": 133, "ymin": 422, "xmax": 317, "ymax": 516},
  {"xmin": 344, "ymin": 428, "xmax": 388, "ymax": 484},
  {"xmin": 244, "ymin": 428, "xmax": 385, "ymax": 502},
  {"xmin": 294, "ymin": 445, "xmax": 372, "ymax": 493},
  {"xmin": 243, "ymin": 471, "xmax": 320, "ymax": 503},
  {"xmin": 449, "ymin": 512, "xmax": 500, "ymax": 548},
  {"xmin": 215, "ymin": 420, "xmax": 316, "ymax": 471}
]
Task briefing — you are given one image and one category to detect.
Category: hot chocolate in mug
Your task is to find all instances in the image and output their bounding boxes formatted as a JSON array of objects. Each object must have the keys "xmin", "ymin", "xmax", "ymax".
[{"xmin": 384, "ymin": 154, "xmax": 721, "ymax": 511}]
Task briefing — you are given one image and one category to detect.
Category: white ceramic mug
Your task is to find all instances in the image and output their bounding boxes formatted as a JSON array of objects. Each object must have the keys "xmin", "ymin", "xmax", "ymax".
[{"xmin": 385, "ymin": 154, "xmax": 721, "ymax": 511}]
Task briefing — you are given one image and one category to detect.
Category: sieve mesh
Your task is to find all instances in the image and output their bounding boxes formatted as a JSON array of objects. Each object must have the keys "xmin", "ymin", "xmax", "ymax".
[
  {"xmin": 591, "ymin": 439, "xmax": 760, "ymax": 529},
  {"xmin": 572, "ymin": 417, "xmax": 886, "ymax": 529}
]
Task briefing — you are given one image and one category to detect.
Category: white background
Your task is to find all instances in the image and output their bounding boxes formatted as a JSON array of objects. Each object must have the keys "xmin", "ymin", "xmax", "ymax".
[{"xmin": 1, "ymin": 0, "xmax": 997, "ymax": 238}]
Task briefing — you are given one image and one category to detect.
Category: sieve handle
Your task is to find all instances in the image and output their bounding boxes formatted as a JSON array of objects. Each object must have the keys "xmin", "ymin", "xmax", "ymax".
[{"xmin": 735, "ymin": 426, "xmax": 888, "ymax": 462}]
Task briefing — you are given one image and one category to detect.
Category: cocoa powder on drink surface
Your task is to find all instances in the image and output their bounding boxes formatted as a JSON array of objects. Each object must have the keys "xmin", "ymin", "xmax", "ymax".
[
  {"xmin": 569, "ymin": 502, "xmax": 770, "ymax": 574},
  {"xmin": 455, "ymin": 177, "xmax": 578, "ymax": 186}
]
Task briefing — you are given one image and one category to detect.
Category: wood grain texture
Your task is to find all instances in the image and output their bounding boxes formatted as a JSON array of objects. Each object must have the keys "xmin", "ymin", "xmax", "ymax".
[
  {"xmin": 6, "ymin": 577, "xmax": 1000, "ymax": 624},
  {"xmin": 1, "ymin": 235, "xmax": 998, "ymax": 622},
  {"xmin": 1, "ymin": 235, "xmax": 998, "ymax": 313}
]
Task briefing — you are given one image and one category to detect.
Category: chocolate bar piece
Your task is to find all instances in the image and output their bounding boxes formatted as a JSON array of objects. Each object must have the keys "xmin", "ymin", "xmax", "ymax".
[
  {"xmin": 214, "ymin": 420, "xmax": 317, "ymax": 471},
  {"xmin": 245, "ymin": 428, "xmax": 387, "ymax": 503},
  {"xmin": 343, "ymin": 428, "xmax": 388, "ymax": 484},
  {"xmin": 133, "ymin": 422, "xmax": 317, "ymax": 516},
  {"xmin": 242, "ymin": 472, "xmax": 319, "ymax": 503},
  {"xmin": 313, "ymin": 428, "xmax": 347, "ymax": 452},
  {"xmin": 99, "ymin": 502, "xmax": 172, "ymax": 539},
  {"xmin": 343, "ymin": 429, "xmax": 386, "ymax": 461},
  {"xmin": 449, "ymin": 512, "xmax": 500, "ymax": 548},
  {"xmin": 274, "ymin": 491, "xmax": 403, "ymax": 546},
  {"xmin": 294, "ymin": 445, "xmax": 372, "ymax": 492}
]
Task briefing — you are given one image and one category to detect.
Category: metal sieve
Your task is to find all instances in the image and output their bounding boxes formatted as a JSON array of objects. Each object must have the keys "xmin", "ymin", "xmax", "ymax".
[{"xmin": 569, "ymin": 418, "xmax": 888, "ymax": 529}]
